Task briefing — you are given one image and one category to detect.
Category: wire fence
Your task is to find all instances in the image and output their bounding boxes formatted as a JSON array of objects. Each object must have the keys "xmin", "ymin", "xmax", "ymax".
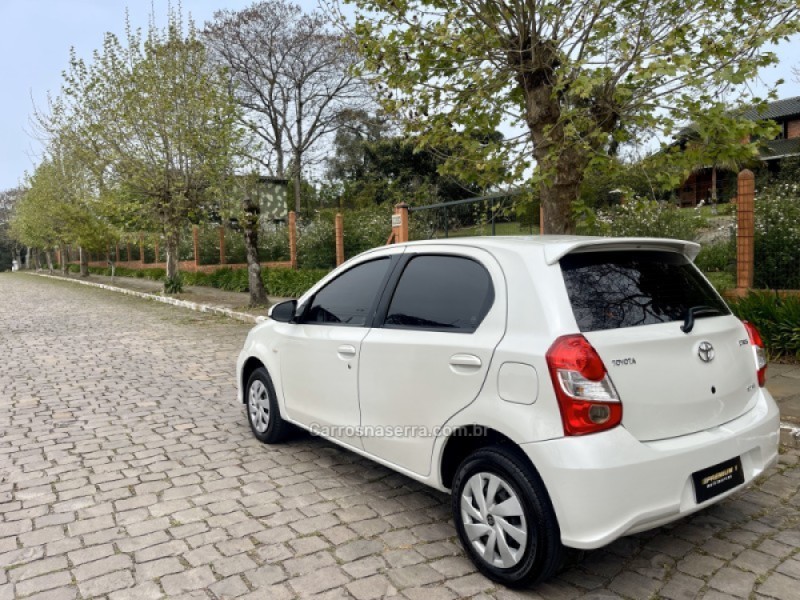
[{"xmin": 407, "ymin": 190, "xmax": 540, "ymax": 241}]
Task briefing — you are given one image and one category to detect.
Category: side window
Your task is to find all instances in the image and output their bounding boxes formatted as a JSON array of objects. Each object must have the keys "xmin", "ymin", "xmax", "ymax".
[
  {"xmin": 305, "ymin": 258, "xmax": 390, "ymax": 326},
  {"xmin": 384, "ymin": 255, "xmax": 494, "ymax": 333}
]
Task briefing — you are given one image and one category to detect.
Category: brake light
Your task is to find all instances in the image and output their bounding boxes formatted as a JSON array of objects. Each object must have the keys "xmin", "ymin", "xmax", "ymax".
[
  {"xmin": 546, "ymin": 335, "xmax": 622, "ymax": 436},
  {"xmin": 742, "ymin": 321, "xmax": 767, "ymax": 387}
]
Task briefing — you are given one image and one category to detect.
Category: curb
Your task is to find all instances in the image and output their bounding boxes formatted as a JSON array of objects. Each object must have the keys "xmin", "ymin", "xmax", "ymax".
[{"xmin": 28, "ymin": 272, "xmax": 264, "ymax": 326}]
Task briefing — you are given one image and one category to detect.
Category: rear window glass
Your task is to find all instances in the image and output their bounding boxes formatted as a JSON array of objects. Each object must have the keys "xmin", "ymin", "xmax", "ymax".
[{"xmin": 560, "ymin": 250, "xmax": 729, "ymax": 332}]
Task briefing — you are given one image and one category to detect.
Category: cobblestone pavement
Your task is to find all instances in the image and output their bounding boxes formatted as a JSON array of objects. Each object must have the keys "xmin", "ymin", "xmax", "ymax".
[{"xmin": 1, "ymin": 273, "xmax": 799, "ymax": 600}]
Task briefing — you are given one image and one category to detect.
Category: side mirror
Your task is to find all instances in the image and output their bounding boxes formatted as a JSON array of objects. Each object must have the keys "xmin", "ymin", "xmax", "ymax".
[{"xmin": 268, "ymin": 299, "xmax": 298, "ymax": 323}]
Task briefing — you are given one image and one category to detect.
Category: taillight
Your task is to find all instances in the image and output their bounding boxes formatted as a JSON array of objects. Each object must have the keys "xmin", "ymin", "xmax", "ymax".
[
  {"xmin": 742, "ymin": 321, "xmax": 767, "ymax": 387},
  {"xmin": 546, "ymin": 335, "xmax": 622, "ymax": 436}
]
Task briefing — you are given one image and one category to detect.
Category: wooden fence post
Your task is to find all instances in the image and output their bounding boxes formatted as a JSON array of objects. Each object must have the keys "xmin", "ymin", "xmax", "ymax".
[
  {"xmin": 219, "ymin": 227, "xmax": 226, "ymax": 265},
  {"xmin": 539, "ymin": 205, "xmax": 545, "ymax": 235},
  {"xmin": 289, "ymin": 211, "xmax": 298, "ymax": 269},
  {"xmin": 335, "ymin": 213, "xmax": 345, "ymax": 266},
  {"xmin": 394, "ymin": 203, "xmax": 409, "ymax": 243},
  {"xmin": 192, "ymin": 225, "xmax": 200, "ymax": 269},
  {"xmin": 736, "ymin": 169, "xmax": 755, "ymax": 292}
]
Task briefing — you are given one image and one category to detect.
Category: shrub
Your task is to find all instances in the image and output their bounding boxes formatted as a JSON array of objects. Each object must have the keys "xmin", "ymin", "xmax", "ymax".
[
  {"xmin": 695, "ymin": 238, "xmax": 736, "ymax": 274},
  {"xmin": 728, "ymin": 291, "xmax": 800, "ymax": 361},
  {"xmin": 576, "ymin": 198, "xmax": 706, "ymax": 241},
  {"xmin": 164, "ymin": 275, "xmax": 184, "ymax": 294},
  {"xmin": 753, "ymin": 183, "xmax": 800, "ymax": 290},
  {"xmin": 265, "ymin": 268, "xmax": 329, "ymax": 298}
]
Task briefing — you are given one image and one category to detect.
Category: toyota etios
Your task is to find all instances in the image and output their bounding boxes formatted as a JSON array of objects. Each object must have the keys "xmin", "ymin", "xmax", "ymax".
[{"xmin": 236, "ymin": 236, "xmax": 779, "ymax": 587}]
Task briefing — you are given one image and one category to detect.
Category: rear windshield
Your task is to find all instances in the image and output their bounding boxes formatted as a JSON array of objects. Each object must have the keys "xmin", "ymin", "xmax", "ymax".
[{"xmin": 560, "ymin": 249, "xmax": 730, "ymax": 332}]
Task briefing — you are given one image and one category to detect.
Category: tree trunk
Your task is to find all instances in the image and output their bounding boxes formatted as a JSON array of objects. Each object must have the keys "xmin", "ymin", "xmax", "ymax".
[
  {"xmin": 165, "ymin": 230, "xmax": 180, "ymax": 282},
  {"xmin": 60, "ymin": 244, "xmax": 69, "ymax": 276},
  {"xmin": 79, "ymin": 247, "xmax": 89, "ymax": 277},
  {"xmin": 243, "ymin": 194, "xmax": 268, "ymax": 307},
  {"xmin": 533, "ymin": 142, "xmax": 588, "ymax": 235},
  {"xmin": 45, "ymin": 250, "xmax": 54, "ymax": 274}
]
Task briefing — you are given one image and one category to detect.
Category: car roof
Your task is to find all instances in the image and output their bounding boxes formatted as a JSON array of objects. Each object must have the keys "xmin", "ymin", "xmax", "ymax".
[{"xmin": 395, "ymin": 235, "xmax": 701, "ymax": 264}]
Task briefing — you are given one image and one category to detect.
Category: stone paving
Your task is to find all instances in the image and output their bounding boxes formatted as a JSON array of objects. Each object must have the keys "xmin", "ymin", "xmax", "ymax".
[{"xmin": 1, "ymin": 273, "xmax": 798, "ymax": 600}]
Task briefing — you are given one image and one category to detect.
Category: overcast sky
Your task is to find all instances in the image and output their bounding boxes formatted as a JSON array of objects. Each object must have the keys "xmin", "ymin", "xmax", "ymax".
[{"xmin": 1, "ymin": 1, "xmax": 798, "ymax": 191}]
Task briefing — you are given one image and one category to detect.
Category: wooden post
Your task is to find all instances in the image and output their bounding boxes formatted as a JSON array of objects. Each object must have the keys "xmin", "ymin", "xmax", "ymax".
[
  {"xmin": 139, "ymin": 234, "xmax": 145, "ymax": 264},
  {"xmin": 394, "ymin": 203, "xmax": 409, "ymax": 243},
  {"xmin": 539, "ymin": 205, "xmax": 545, "ymax": 235},
  {"xmin": 289, "ymin": 211, "xmax": 298, "ymax": 269},
  {"xmin": 335, "ymin": 213, "xmax": 345, "ymax": 266},
  {"xmin": 219, "ymin": 227, "xmax": 226, "ymax": 265},
  {"xmin": 192, "ymin": 225, "xmax": 200, "ymax": 268},
  {"xmin": 736, "ymin": 169, "xmax": 755, "ymax": 291}
]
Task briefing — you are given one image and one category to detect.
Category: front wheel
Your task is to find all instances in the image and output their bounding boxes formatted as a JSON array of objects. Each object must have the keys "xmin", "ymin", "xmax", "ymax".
[
  {"xmin": 246, "ymin": 367, "xmax": 291, "ymax": 444},
  {"xmin": 451, "ymin": 446, "xmax": 565, "ymax": 587}
]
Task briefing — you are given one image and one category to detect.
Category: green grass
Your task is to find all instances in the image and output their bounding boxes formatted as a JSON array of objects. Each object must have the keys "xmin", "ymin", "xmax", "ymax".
[{"xmin": 704, "ymin": 271, "xmax": 736, "ymax": 294}]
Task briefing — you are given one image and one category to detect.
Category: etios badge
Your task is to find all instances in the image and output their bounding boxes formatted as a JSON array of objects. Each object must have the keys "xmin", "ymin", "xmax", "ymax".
[{"xmin": 698, "ymin": 341, "xmax": 715, "ymax": 363}]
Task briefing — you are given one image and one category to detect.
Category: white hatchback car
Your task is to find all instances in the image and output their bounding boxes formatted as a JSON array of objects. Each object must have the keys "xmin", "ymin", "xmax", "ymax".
[{"xmin": 236, "ymin": 236, "xmax": 779, "ymax": 587}]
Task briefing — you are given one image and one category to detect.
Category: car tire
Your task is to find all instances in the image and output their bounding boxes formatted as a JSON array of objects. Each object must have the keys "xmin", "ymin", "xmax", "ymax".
[
  {"xmin": 245, "ymin": 367, "xmax": 291, "ymax": 444},
  {"xmin": 451, "ymin": 445, "xmax": 565, "ymax": 587}
]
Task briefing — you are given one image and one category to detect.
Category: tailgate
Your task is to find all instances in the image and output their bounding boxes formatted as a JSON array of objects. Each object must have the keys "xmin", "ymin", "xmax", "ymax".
[{"xmin": 586, "ymin": 317, "xmax": 759, "ymax": 441}]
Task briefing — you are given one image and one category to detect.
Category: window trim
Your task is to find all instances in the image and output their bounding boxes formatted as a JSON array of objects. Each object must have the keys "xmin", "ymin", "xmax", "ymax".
[
  {"xmin": 373, "ymin": 252, "xmax": 495, "ymax": 334},
  {"xmin": 297, "ymin": 255, "xmax": 399, "ymax": 328}
]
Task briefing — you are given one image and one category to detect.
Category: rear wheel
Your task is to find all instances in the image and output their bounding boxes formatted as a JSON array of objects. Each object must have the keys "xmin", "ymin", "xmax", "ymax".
[
  {"xmin": 451, "ymin": 446, "xmax": 565, "ymax": 587},
  {"xmin": 246, "ymin": 367, "xmax": 291, "ymax": 443}
]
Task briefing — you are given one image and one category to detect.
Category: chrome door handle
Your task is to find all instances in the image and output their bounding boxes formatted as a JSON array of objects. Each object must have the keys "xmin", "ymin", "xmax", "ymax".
[
  {"xmin": 449, "ymin": 354, "xmax": 482, "ymax": 368},
  {"xmin": 337, "ymin": 344, "xmax": 357, "ymax": 358}
]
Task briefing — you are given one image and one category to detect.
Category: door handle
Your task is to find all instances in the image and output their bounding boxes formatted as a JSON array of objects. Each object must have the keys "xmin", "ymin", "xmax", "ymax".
[
  {"xmin": 337, "ymin": 344, "xmax": 357, "ymax": 358},
  {"xmin": 449, "ymin": 354, "xmax": 482, "ymax": 369}
]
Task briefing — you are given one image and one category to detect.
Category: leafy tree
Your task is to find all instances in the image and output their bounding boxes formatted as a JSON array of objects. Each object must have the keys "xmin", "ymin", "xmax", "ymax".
[
  {"xmin": 348, "ymin": 0, "xmax": 800, "ymax": 232},
  {"xmin": 0, "ymin": 187, "xmax": 24, "ymax": 270},
  {"xmin": 204, "ymin": 0, "xmax": 368, "ymax": 214},
  {"xmin": 324, "ymin": 110, "xmax": 492, "ymax": 208},
  {"xmin": 54, "ymin": 12, "xmax": 240, "ymax": 284}
]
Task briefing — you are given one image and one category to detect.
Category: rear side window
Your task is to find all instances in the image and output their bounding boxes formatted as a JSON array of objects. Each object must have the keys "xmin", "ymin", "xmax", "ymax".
[
  {"xmin": 560, "ymin": 250, "xmax": 729, "ymax": 332},
  {"xmin": 306, "ymin": 258, "xmax": 390, "ymax": 326},
  {"xmin": 384, "ymin": 255, "xmax": 494, "ymax": 333}
]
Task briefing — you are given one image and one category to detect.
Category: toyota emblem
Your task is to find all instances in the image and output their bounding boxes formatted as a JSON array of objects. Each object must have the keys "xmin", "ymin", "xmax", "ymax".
[{"xmin": 698, "ymin": 341, "xmax": 715, "ymax": 363}]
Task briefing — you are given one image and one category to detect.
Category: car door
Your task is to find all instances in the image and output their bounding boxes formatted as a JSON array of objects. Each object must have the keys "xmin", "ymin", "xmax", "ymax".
[
  {"xmin": 278, "ymin": 254, "xmax": 395, "ymax": 449},
  {"xmin": 358, "ymin": 247, "xmax": 507, "ymax": 476}
]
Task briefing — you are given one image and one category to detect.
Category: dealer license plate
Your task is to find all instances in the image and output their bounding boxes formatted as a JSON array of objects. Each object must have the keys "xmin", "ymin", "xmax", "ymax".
[{"xmin": 692, "ymin": 456, "xmax": 745, "ymax": 503}]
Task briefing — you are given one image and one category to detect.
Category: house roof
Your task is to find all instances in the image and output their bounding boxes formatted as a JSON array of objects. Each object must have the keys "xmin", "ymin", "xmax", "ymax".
[
  {"xmin": 742, "ymin": 96, "xmax": 800, "ymax": 122},
  {"xmin": 760, "ymin": 137, "xmax": 800, "ymax": 161}
]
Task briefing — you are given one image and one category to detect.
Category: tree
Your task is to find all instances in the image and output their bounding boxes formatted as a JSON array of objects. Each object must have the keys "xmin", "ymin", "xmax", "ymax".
[
  {"xmin": 0, "ymin": 187, "xmax": 24, "ymax": 270},
  {"xmin": 204, "ymin": 0, "xmax": 367, "ymax": 214},
  {"xmin": 348, "ymin": 0, "xmax": 800, "ymax": 233},
  {"xmin": 55, "ymin": 12, "xmax": 240, "ymax": 284}
]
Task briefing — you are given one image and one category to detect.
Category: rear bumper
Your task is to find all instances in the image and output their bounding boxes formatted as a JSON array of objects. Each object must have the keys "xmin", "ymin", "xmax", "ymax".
[{"xmin": 521, "ymin": 389, "xmax": 780, "ymax": 550}]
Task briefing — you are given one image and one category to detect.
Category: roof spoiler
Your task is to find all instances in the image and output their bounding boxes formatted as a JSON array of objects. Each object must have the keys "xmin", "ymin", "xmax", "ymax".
[{"xmin": 544, "ymin": 238, "xmax": 701, "ymax": 265}]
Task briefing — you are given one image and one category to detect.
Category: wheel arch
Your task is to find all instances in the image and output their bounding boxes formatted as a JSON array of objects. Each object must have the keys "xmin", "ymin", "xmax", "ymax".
[
  {"xmin": 439, "ymin": 424, "xmax": 541, "ymax": 491},
  {"xmin": 241, "ymin": 356, "xmax": 266, "ymax": 403}
]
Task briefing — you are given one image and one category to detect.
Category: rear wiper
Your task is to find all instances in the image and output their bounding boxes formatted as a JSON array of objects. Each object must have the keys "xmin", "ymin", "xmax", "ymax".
[{"xmin": 681, "ymin": 305, "xmax": 724, "ymax": 333}]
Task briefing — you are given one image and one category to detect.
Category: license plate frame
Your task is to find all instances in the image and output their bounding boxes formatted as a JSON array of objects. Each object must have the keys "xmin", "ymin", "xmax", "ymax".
[{"xmin": 692, "ymin": 456, "xmax": 745, "ymax": 504}]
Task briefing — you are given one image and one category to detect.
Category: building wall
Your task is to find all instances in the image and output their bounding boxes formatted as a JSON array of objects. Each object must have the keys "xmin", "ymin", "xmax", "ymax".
[{"xmin": 786, "ymin": 119, "xmax": 800, "ymax": 140}]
